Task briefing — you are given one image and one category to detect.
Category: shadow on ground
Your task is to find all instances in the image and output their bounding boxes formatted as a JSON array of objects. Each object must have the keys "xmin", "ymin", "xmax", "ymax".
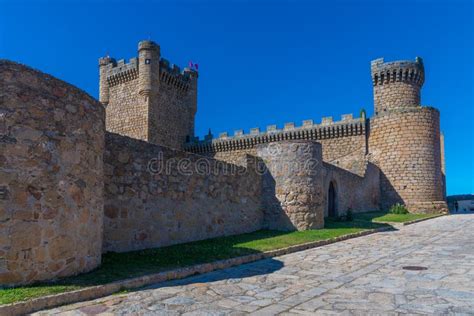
[
  {"xmin": 325, "ymin": 212, "xmax": 393, "ymax": 230},
  {"xmin": 41, "ymin": 217, "xmax": 389, "ymax": 288},
  {"xmin": 0, "ymin": 212, "xmax": 395, "ymax": 305},
  {"xmin": 145, "ymin": 257, "xmax": 284, "ymax": 291},
  {"xmin": 49, "ymin": 231, "xmax": 291, "ymax": 288}
]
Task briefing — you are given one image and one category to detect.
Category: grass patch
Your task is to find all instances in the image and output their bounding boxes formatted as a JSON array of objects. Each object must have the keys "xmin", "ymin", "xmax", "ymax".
[
  {"xmin": 373, "ymin": 213, "xmax": 438, "ymax": 223},
  {"xmin": 352, "ymin": 210, "xmax": 439, "ymax": 223},
  {"xmin": 0, "ymin": 285, "xmax": 81, "ymax": 305},
  {"xmin": 0, "ymin": 214, "xmax": 389, "ymax": 305}
]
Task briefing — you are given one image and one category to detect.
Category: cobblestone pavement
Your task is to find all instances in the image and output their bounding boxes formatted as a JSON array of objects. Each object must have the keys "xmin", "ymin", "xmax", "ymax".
[{"xmin": 37, "ymin": 214, "xmax": 474, "ymax": 315}]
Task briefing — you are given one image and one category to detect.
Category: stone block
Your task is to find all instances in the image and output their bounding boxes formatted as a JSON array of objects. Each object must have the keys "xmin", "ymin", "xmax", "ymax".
[
  {"xmin": 321, "ymin": 117, "xmax": 333, "ymax": 125},
  {"xmin": 250, "ymin": 128, "xmax": 260, "ymax": 135}
]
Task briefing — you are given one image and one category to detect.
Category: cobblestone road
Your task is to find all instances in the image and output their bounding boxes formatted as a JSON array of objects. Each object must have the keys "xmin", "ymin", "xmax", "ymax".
[{"xmin": 37, "ymin": 214, "xmax": 474, "ymax": 315}]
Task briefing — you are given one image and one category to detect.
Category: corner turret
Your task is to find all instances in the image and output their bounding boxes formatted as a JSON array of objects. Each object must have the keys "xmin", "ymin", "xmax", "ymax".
[
  {"xmin": 98, "ymin": 56, "xmax": 115, "ymax": 105},
  {"xmin": 138, "ymin": 40, "xmax": 160, "ymax": 99}
]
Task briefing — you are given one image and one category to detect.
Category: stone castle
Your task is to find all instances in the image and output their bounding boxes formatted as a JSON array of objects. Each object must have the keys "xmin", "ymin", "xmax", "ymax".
[{"xmin": 0, "ymin": 40, "xmax": 447, "ymax": 286}]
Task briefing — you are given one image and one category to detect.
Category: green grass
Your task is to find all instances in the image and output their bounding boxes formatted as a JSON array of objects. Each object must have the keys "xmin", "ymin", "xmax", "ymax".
[
  {"xmin": 0, "ymin": 214, "xmax": 391, "ymax": 305},
  {"xmin": 353, "ymin": 211, "xmax": 438, "ymax": 223},
  {"xmin": 0, "ymin": 285, "xmax": 82, "ymax": 306}
]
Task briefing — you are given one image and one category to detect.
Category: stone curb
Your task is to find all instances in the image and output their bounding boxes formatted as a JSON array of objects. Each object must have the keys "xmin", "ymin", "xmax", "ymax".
[
  {"xmin": 401, "ymin": 213, "xmax": 447, "ymax": 226},
  {"xmin": 0, "ymin": 226, "xmax": 391, "ymax": 316}
]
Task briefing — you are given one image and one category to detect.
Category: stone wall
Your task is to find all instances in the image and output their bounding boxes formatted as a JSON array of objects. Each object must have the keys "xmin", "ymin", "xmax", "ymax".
[
  {"xmin": 0, "ymin": 60, "xmax": 104, "ymax": 286},
  {"xmin": 105, "ymin": 77, "xmax": 147, "ymax": 141},
  {"xmin": 209, "ymin": 149, "xmax": 258, "ymax": 166},
  {"xmin": 318, "ymin": 134, "xmax": 366, "ymax": 176},
  {"xmin": 369, "ymin": 107, "xmax": 447, "ymax": 213},
  {"xmin": 187, "ymin": 116, "xmax": 368, "ymax": 176},
  {"xmin": 202, "ymin": 135, "xmax": 367, "ymax": 176},
  {"xmin": 103, "ymin": 132, "xmax": 263, "ymax": 252},
  {"xmin": 148, "ymin": 61, "xmax": 197, "ymax": 149},
  {"xmin": 256, "ymin": 141, "xmax": 325, "ymax": 231},
  {"xmin": 323, "ymin": 162, "xmax": 380, "ymax": 217}
]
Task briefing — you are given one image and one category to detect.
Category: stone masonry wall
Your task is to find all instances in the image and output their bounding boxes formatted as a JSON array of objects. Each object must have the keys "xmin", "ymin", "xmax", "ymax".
[
  {"xmin": 105, "ymin": 78, "xmax": 147, "ymax": 141},
  {"xmin": 369, "ymin": 107, "xmax": 447, "ymax": 213},
  {"xmin": 189, "ymin": 117, "xmax": 368, "ymax": 176},
  {"xmin": 0, "ymin": 60, "xmax": 104, "ymax": 286},
  {"xmin": 103, "ymin": 132, "xmax": 263, "ymax": 252},
  {"xmin": 373, "ymin": 82, "xmax": 420, "ymax": 114},
  {"xmin": 203, "ymin": 138, "xmax": 376, "ymax": 222},
  {"xmin": 202, "ymin": 134, "xmax": 368, "ymax": 176},
  {"xmin": 318, "ymin": 134, "xmax": 367, "ymax": 176},
  {"xmin": 209, "ymin": 149, "xmax": 258, "ymax": 166},
  {"xmin": 196, "ymin": 135, "xmax": 366, "ymax": 180},
  {"xmin": 256, "ymin": 141, "xmax": 325, "ymax": 231},
  {"xmin": 323, "ymin": 162, "xmax": 380, "ymax": 217},
  {"xmin": 148, "ymin": 65, "xmax": 197, "ymax": 149}
]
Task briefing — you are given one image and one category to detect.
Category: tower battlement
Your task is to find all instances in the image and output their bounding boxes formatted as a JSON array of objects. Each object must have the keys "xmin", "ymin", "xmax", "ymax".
[
  {"xmin": 371, "ymin": 57, "xmax": 424, "ymax": 87},
  {"xmin": 102, "ymin": 58, "xmax": 139, "ymax": 87},
  {"xmin": 99, "ymin": 54, "xmax": 197, "ymax": 94},
  {"xmin": 371, "ymin": 57, "xmax": 424, "ymax": 115},
  {"xmin": 159, "ymin": 58, "xmax": 197, "ymax": 93}
]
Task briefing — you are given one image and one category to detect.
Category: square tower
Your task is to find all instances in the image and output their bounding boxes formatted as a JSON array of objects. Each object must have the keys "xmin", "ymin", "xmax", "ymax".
[{"xmin": 99, "ymin": 40, "xmax": 198, "ymax": 149}]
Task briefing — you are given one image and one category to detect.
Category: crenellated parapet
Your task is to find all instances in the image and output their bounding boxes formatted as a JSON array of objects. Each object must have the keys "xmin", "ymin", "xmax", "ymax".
[
  {"xmin": 104, "ymin": 58, "xmax": 139, "ymax": 87},
  {"xmin": 98, "ymin": 56, "xmax": 196, "ymax": 90},
  {"xmin": 371, "ymin": 57, "xmax": 424, "ymax": 87},
  {"xmin": 185, "ymin": 113, "xmax": 366, "ymax": 154},
  {"xmin": 371, "ymin": 57, "xmax": 424, "ymax": 115},
  {"xmin": 159, "ymin": 59, "xmax": 197, "ymax": 93}
]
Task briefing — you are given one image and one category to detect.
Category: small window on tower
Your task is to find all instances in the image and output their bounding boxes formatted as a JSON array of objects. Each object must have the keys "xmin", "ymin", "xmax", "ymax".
[
  {"xmin": 185, "ymin": 135, "xmax": 190, "ymax": 143},
  {"xmin": 145, "ymin": 59, "xmax": 151, "ymax": 64}
]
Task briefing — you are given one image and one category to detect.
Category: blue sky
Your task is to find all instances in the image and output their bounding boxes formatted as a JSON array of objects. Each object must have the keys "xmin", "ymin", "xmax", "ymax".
[{"xmin": 1, "ymin": 0, "xmax": 473, "ymax": 195}]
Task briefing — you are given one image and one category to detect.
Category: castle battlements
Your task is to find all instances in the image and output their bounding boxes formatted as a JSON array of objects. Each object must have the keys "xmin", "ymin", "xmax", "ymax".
[
  {"xmin": 104, "ymin": 58, "xmax": 139, "ymax": 87},
  {"xmin": 159, "ymin": 58, "xmax": 196, "ymax": 93},
  {"xmin": 185, "ymin": 113, "xmax": 365, "ymax": 154},
  {"xmin": 99, "ymin": 55, "xmax": 196, "ymax": 90},
  {"xmin": 371, "ymin": 57, "xmax": 424, "ymax": 87}
]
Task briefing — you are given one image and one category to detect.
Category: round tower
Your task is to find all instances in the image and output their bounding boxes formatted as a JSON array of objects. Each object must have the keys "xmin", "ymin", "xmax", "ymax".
[
  {"xmin": 368, "ymin": 57, "xmax": 447, "ymax": 214},
  {"xmin": 256, "ymin": 140, "xmax": 325, "ymax": 230},
  {"xmin": 138, "ymin": 40, "xmax": 160, "ymax": 99},
  {"xmin": 371, "ymin": 57, "xmax": 424, "ymax": 115}
]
